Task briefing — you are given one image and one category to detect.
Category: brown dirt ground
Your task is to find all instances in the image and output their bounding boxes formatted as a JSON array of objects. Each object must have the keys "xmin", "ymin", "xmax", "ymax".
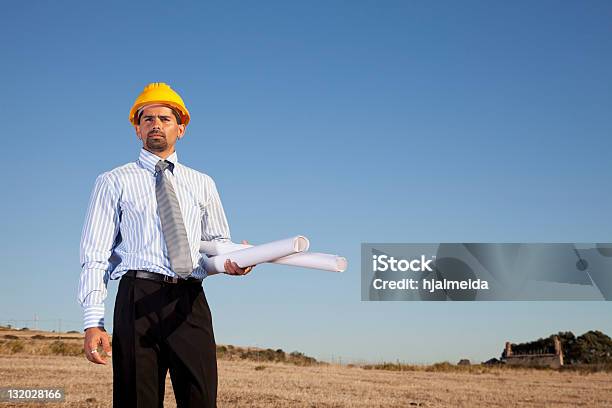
[{"xmin": 1, "ymin": 354, "xmax": 611, "ymax": 407}]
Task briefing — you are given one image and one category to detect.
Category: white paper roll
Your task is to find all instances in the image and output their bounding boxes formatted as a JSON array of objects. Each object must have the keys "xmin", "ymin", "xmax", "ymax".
[
  {"xmin": 200, "ymin": 240, "xmax": 347, "ymax": 272},
  {"xmin": 202, "ymin": 236, "xmax": 309, "ymax": 274},
  {"xmin": 271, "ymin": 251, "xmax": 348, "ymax": 272},
  {"xmin": 200, "ymin": 241, "xmax": 250, "ymax": 255}
]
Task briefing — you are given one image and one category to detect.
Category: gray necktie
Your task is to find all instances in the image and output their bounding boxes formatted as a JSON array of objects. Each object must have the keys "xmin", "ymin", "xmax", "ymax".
[{"xmin": 155, "ymin": 160, "xmax": 193, "ymax": 278}]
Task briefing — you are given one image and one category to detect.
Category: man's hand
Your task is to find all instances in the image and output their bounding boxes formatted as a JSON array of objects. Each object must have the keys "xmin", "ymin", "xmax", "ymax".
[
  {"xmin": 224, "ymin": 240, "xmax": 256, "ymax": 276},
  {"xmin": 84, "ymin": 327, "xmax": 112, "ymax": 365}
]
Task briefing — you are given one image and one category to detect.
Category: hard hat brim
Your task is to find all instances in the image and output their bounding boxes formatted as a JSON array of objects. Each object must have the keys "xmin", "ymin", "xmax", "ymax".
[{"xmin": 130, "ymin": 101, "xmax": 190, "ymax": 126}]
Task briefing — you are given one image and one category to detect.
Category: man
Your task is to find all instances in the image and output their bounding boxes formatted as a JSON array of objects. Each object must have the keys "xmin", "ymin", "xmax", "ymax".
[{"xmin": 78, "ymin": 82, "xmax": 252, "ymax": 407}]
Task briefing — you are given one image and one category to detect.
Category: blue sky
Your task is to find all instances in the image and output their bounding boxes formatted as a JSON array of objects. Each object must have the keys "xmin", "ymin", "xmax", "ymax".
[{"xmin": 1, "ymin": 1, "xmax": 611, "ymax": 363}]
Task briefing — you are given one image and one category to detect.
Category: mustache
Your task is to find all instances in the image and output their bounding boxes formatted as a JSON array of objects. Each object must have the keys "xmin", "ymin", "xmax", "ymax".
[{"xmin": 147, "ymin": 130, "xmax": 166, "ymax": 137}]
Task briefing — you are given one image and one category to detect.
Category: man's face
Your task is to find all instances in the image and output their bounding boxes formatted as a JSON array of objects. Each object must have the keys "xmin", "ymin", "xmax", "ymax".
[{"xmin": 135, "ymin": 105, "xmax": 185, "ymax": 154}]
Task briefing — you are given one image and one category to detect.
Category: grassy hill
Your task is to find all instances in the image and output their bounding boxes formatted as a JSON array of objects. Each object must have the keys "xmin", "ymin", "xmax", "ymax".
[{"xmin": 0, "ymin": 326, "xmax": 319, "ymax": 366}]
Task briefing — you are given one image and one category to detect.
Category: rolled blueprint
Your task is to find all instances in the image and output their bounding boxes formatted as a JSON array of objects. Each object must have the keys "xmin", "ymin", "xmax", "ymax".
[
  {"xmin": 200, "ymin": 240, "xmax": 347, "ymax": 272},
  {"xmin": 269, "ymin": 251, "xmax": 347, "ymax": 272},
  {"xmin": 203, "ymin": 236, "xmax": 309, "ymax": 274}
]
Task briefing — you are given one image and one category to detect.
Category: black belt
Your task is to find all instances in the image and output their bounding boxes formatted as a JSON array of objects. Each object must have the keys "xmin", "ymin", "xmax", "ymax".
[{"xmin": 124, "ymin": 270, "xmax": 202, "ymax": 284}]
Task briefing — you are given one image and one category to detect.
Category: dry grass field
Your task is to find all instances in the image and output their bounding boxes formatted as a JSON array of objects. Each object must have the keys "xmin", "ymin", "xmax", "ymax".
[{"xmin": 1, "ymin": 329, "xmax": 611, "ymax": 407}]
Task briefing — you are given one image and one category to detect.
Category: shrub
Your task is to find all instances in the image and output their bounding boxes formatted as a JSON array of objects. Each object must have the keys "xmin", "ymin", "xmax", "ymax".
[
  {"xmin": 48, "ymin": 341, "xmax": 83, "ymax": 356},
  {"xmin": 288, "ymin": 351, "xmax": 317, "ymax": 366},
  {"xmin": 9, "ymin": 340, "xmax": 25, "ymax": 353}
]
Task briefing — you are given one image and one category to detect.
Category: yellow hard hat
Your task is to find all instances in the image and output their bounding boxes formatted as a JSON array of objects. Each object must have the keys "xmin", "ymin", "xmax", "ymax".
[{"xmin": 129, "ymin": 82, "xmax": 190, "ymax": 126}]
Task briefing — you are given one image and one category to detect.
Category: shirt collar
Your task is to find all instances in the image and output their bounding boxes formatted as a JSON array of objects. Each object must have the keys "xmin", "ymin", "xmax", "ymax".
[{"xmin": 138, "ymin": 148, "xmax": 179, "ymax": 174}]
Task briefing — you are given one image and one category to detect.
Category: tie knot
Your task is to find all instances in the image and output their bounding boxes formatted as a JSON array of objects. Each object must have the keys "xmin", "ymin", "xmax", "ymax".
[{"xmin": 155, "ymin": 160, "xmax": 173, "ymax": 175}]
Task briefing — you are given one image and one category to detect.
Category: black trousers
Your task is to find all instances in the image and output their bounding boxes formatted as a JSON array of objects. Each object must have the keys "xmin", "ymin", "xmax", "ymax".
[{"xmin": 112, "ymin": 275, "xmax": 217, "ymax": 408}]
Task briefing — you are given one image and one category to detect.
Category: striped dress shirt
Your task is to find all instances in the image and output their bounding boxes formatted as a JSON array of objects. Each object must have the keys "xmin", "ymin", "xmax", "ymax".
[{"xmin": 78, "ymin": 148, "xmax": 231, "ymax": 330}]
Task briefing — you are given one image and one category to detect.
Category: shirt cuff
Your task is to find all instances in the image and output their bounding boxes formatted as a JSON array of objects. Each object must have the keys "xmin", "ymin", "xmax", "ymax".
[{"xmin": 83, "ymin": 305, "xmax": 105, "ymax": 330}]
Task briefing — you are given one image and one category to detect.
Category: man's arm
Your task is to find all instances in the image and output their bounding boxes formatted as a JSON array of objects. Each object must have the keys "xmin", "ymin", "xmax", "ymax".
[
  {"xmin": 201, "ymin": 177, "xmax": 231, "ymax": 244},
  {"xmin": 78, "ymin": 173, "xmax": 119, "ymax": 364},
  {"xmin": 200, "ymin": 177, "xmax": 253, "ymax": 276}
]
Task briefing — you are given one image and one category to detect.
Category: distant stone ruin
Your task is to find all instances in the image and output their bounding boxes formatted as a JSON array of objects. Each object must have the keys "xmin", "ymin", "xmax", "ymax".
[{"xmin": 503, "ymin": 336, "xmax": 564, "ymax": 368}]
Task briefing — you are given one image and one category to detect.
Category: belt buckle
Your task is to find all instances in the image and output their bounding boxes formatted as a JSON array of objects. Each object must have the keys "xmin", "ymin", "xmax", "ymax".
[{"xmin": 163, "ymin": 275, "xmax": 178, "ymax": 284}]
